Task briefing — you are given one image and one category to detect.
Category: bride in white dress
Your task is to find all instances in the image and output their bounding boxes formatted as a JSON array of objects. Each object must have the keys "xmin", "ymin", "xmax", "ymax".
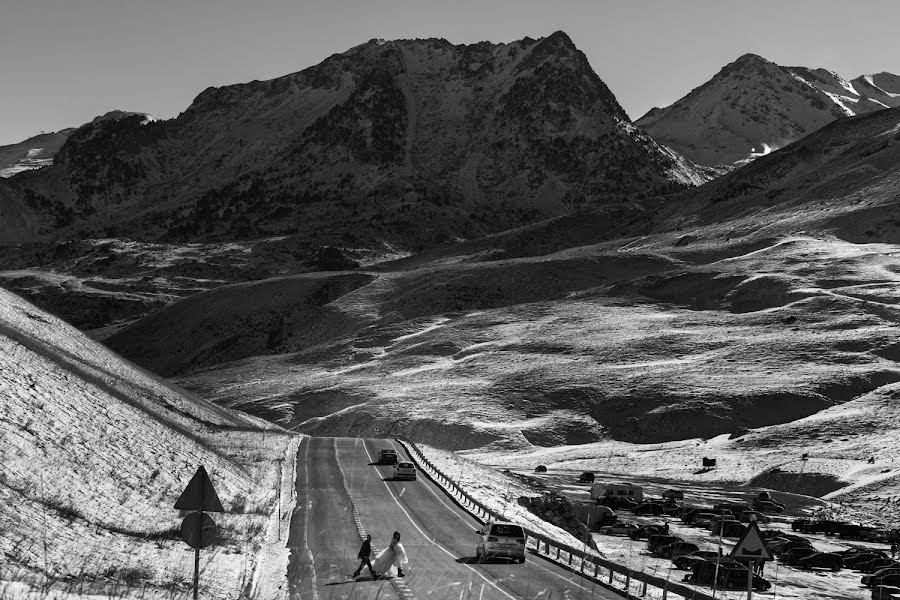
[{"xmin": 372, "ymin": 531, "xmax": 408, "ymax": 578}]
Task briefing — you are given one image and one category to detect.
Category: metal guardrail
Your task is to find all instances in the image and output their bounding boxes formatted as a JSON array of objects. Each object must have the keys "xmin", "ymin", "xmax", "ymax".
[{"xmin": 395, "ymin": 438, "xmax": 720, "ymax": 600}]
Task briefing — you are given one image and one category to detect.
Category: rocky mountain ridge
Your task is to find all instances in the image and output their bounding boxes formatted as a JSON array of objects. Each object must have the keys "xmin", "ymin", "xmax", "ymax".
[
  {"xmin": 636, "ymin": 53, "xmax": 900, "ymax": 167},
  {"xmin": 0, "ymin": 32, "xmax": 707, "ymax": 251}
]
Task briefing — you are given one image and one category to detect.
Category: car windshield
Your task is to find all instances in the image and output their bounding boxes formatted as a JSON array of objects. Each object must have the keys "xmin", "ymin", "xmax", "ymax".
[
  {"xmin": 381, "ymin": 450, "xmax": 396, "ymax": 454},
  {"xmin": 397, "ymin": 463, "xmax": 413, "ymax": 468},
  {"xmin": 490, "ymin": 524, "xmax": 524, "ymax": 537}
]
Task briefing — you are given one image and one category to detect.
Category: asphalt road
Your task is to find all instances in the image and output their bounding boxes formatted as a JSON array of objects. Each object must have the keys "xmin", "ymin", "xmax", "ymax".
[{"xmin": 287, "ymin": 436, "xmax": 627, "ymax": 600}]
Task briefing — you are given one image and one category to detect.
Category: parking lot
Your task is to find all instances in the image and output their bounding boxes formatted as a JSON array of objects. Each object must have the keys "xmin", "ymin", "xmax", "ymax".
[{"xmin": 525, "ymin": 470, "xmax": 897, "ymax": 599}]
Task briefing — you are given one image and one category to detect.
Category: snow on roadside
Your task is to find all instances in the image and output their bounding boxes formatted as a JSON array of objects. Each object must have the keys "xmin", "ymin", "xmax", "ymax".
[{"xmin": 0, "ymin": 288, "xmax": 297, "ymax": 599}]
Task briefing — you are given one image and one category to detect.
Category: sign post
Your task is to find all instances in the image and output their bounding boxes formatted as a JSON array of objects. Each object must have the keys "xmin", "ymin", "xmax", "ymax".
[
  {"xmin": 728, "ymin": 520, "xmax": 773, "ymax": 600},
  {"xmin": 175, "ymin": 466, "xmax": 225, "ymax": 600}
]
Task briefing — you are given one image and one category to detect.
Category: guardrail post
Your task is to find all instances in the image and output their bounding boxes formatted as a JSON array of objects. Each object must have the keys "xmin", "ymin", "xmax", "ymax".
[
  {"xmin": 568, "ymin": 552, "xmax": 572, "ymax": 565},
  {"xmin": 556, "ymin": 546, "xmax": 560, "ymax": 560},
  {"xmin": 661, "ymin": 588, "xmax": 667, "ymax": 600},
  {"xmin": 641, "ymin": 580, "xmax": 647, "ymax": 596},
  {"xmin": 625, "ymin": 572, "xmax": 630, "ymax": 591},
  {"xmin": 593, "ymin": 561, "xmax": 599, "ymax": 578},
  {"xmin": 608, "ymin": 568, "xmax": 613, "ymax": 584}
]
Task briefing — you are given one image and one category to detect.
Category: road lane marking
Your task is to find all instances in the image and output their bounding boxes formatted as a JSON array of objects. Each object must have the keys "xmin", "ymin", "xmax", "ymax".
[
  {"xmin": 302, "ymin": 438, "xmax": 319, "ymax": 600},
  {"xmin": 391, "ymin": 441, "xmax": 614, "ymax": 598},
  {"xmin": 359, "ymin": 440, "xmax": 520, "ymax": 600}
]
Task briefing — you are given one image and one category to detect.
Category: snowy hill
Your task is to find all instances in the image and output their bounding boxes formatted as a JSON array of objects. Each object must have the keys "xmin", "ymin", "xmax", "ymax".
[
  {"xmin": 635, "ymin": 53, "xmax": 899, "ymax": 167},
  {"xmin": 0, "ymin": 129, "xmax": 74, "ymax": 178},
  {"xmin": 0, "ymin": 287, "xmax": 295, "ymax": 598}
]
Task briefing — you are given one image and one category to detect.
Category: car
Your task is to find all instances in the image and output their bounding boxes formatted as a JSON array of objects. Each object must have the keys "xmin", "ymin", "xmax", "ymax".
[
  {"xmin": 769, "ymin": 538, "xmax": 814, "ymax": 556},
  {"xmin": 662, "ymin": 489, "xmax": 685, "ymax": 501},
  {"xmin": 792, "ymin": 518, "xmax": 813, "ymax": 532},
  {"xmin": 599, "ymin": 496, "xmax": 639, "ymax": 510},
  {"xmin": 628, "ymin": 523, "xmax": 669, "ymax": 540},
  {"xmin": 860, "ymin": 529, "xmax": 894, "ymax": 543},
  {"xmin": 672, "ymin": 551, "xmax": 721, "ymax": 570},
  {"xmin": 691, "ymin": 512, "xmax": 719, "ymax": 527},
  {"xmin": 739, "ymin": 510, "xmax": 771, "ymax": 524},
  {"xmin": 600, "ymin": 521, "xmax": 639, "ymax": 536},
  {"xmin": 393, "ymin": 461, "xmax": 416, "ymax": 480},
  {"xmin": 845, "ymin": 552, "xmax": 888, "ymax": 568},
  {"xmin": 752, "ymin": 499, "xmax": 785, "ymax": 513},
  {"xmin": 872, "ymin": 585, "xmax": 900, "ymax": 600},
  {"xmin": 712, "ymin": 521, "xmax": 746, "ymax": 538},
  {"xmin": 648, "ymin": 535, "xmax": 683, "ymax": 553},
  {"xmin": 633, "ymin": 503, "xmax": 665, "ymax": 516},
  {"xmin": 871, "ymin": 574, "xmax": 900, "ymax": 589},
  {"xmin": 860, "ymin": 557, "xmax": 900, "ymax": 574},
  {"xmin": 534, "ymin": 465, "xmax": 547, "ymax": 473},
  {"xmin": 684, "ymin": 559, "xmax": 771, "ymax": 591},
  {"xmin": 655, "ymin": 541, "xmax": 700, "ymax": 559},
  {"xmin": 863, "ymin": 565, "xmax": 900, "ymax": 587},
  {"xmin": 378, "ymin": 449, "xmax": 399, "ymax": 465},
  {"xmin": 475, "ymin": 521, "xmax": 526, "ymax": 563},
  {"xmin": 783, "ymin": 546, "xmax": 818, "ymax": 565},
  {"xmin": 579, "ymin": 471, "xmax": 595, "ymax": 483},
  {"xmin": 796, "ymin": 552, "xmax": 843, "ymax": 571}
]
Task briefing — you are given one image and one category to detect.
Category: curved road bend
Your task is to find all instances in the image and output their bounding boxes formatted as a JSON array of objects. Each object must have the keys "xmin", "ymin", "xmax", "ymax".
[{"xmin": 289, "ymin": 436, "xmax": 629, "ymax": 600}]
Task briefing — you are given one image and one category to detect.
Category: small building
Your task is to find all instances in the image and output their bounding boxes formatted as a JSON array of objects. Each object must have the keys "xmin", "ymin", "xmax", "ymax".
[{"xmin": 591, "ymin": 482, "xmax": 643, "ymax": 503}]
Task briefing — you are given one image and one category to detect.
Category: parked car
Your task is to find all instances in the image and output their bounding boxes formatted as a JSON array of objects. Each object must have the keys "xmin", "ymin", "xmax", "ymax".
[
  {"xmin": 684, "ymin": 559, "xmax": 771, "ymax": 591},
  {"xmin": 648, "ymin": 534, "xmax": 683, "ymax": 553},
  {"xmin": 633, "ymin": 503, "xmax": 665, "ymax": 516},
  {"xmin": 796, "ymin": 552, "xmax": 843, "ymax": 571},
  {"xmin": 860, "ymin": 557, "xmax": 900, "ymax": 574},
  {"xmin": 712, "ymin": 521, "xmax": 746, "ymax": 538},
  {"xmin": 393, "ymin": 461, "xmax": 416, "ymax": 481},
  {"xmin": 628, "ymin": 523, "xmax": 669, "ymax": 540},
  {"xmin": 655, "ymin": 541, "xmax": 700, "ymax": 559},
  {"xmin": 662, "ymin": 489, "xmax": 685, "ymax": 501},
  {"xmin": 475, "ymin": 521, "xmax": 526, "ymax": 563},
  {"xmin": 752, "ymin": 499, "xmax": 785, "ymax": 513},
  {"xmin": 579, "ymin": 471, "xmax": 595, "ymax": 483},
  {"xmin": 870, "ymin": 574, "xmax": 900, "ymax": 589},
  {"xmin": 845, "ymin": 553, "xmax": 888, "ymax": 568},
  {"xmin": 534, "ymin": 465, "xmax": 547, "ymax": 473},
  {"xmin": 872, "ymin": 585, "xmax": 900, "ymax": 600},
  {"xmin": 673, "ymin": 551, "xmax": 721, "ymax": 570},
  {"xmin": 378, "ymin": 449, "xmax": 399, "ymax": 465},
  {"xmin": 692, "ymin": 512, "xmax": 719, "ymax": 527},
  {"xmin": 792, "ymin": 518, "xmax": 813, "ymax": 532},
  {"xmin": 860, "ymin": 529, "xmax": 894, "ymax": 543},
  {"xmin": 863, "ymin": 565, "xmax": 900, "ymax": 587},
  {"xmin": 660, "ymin": 503, "xmax": 682, "ymax": 516},
  {"xmin": 739, "ymin": 510, "xmax": 771, "ymax": 524},
  {"xmin": 783, "ymin": 546, "xmax": 818, "ymax": 565},
  {"xmin": 600, "ymin": 521, "xmax": 639, "ymax": 536},
  {"xmin": 599, "ymin": 496, "xmax": 639, "ymax": 510}
]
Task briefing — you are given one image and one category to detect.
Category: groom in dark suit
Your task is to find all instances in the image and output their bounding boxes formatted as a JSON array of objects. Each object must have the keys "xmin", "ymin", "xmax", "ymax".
[{"xmin": 352, "ymin": 534, "xmax": 377, "ymax": 579}]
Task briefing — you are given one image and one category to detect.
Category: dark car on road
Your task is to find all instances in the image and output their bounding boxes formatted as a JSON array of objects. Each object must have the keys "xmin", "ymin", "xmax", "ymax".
[
  {"xmin": 783, "ymin": 546, "xmax": 817, "ymax": 565},
  {"xmin": 797, "ymin": 552, "xmax": 843, "ymax": 571},
  {"xmin": 378, "ymin": 449, "xmax": 399, "ymax": 465},
  {"xmin": 752, "ymin": 499, "xmax": 785, "ymax": 513},
  {"xmin": 628, "ymin": 523, "xmax": 669, "ymax": 540},
  {"xmin": 579, "ymin": 471, "xmax": 595, "ymax": 483},
  {"xmin": 600, "ymin": 521, "xmax": 639, "ymax": 536},
  {"xmin": 534, "ymin": 465, "xmax": 547, "ymax": 473}
]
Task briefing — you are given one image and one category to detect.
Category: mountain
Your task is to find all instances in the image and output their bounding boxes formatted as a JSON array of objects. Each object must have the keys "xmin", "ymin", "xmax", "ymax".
[
  {"xmin": 0, "ymin": 128, "xmax": 75, "ymax": 178},
  {"xmin": 0, "ymin": 286, "xmax": 294, "ymax": 595},
  {"xmin": 635, "ymin": 53, "xmax": 899, "ymax": 167},
  {"xmin": 1, "ymin": 32, "xmax": 707, "ymax": 248}
]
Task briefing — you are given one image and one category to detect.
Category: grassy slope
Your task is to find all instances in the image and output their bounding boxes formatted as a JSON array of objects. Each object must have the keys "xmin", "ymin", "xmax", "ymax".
[{"xmin": 0, "ymin": 288, "xmax": 294, "ymax": 598}]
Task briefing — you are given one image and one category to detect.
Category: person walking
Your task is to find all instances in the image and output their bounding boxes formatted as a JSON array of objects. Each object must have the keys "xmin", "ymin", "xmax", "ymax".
[
  {"xmin": 372, "ymin": 531, "xmax": 409, "ymax": 578},
  {"xmin": 352, "ymin": 534, "xmax": 378, "ymax": 579}
]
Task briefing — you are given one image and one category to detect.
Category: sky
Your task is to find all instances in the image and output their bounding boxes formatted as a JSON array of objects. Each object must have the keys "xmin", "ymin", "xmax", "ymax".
[{"xmin": 2, "ymin": 0, "xmax": 900, "ymax": 145}]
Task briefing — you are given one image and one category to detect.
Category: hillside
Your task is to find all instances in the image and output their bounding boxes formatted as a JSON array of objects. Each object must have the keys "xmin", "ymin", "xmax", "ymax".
[
  {"xmin": 1, "ymin": 32, "xmax": 707, "ymax": 248},
  {"xmin": 0, "ymin": 287, "xmax": 295, "ymax": 598},
  {"xmin": 0, "ymin": 31, "xmax": 710, "ymax": 332},
  {"xmin": 0, "ymin": 129, "xmax": 75, "ymax": 178},
  {"xmin": 636, "ymin": 53, "xmax": 898, "ymax": 167}
]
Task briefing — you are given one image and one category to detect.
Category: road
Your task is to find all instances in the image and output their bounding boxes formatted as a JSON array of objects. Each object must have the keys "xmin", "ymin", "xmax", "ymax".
[{"xmin": 287, "ymin": 436, "xmax": 627, "ymax": 600}]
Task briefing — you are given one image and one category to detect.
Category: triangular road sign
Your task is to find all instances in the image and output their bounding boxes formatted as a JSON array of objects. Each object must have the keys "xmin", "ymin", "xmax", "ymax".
[
  {"xmin": 174, "ymin": 466, "xmax": 224, "ymax": 512},
  {"xmin": 730, "ymin": 520, "xmax": 773, "ymax": 561}
]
